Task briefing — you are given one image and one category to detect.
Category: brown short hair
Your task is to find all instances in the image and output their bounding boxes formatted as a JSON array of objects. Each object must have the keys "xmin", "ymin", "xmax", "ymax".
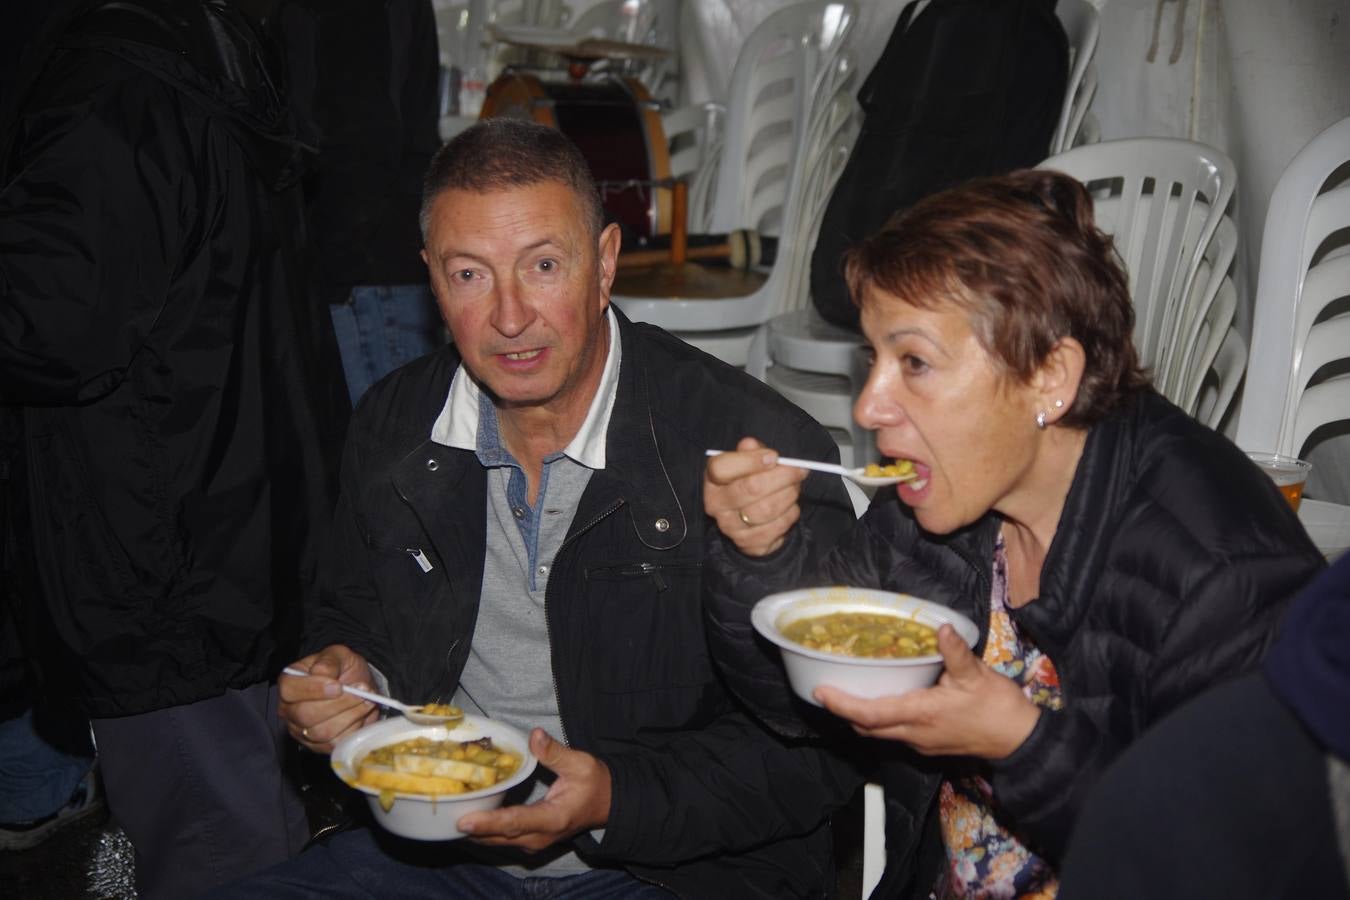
[
  {"xmin": 843, "ymin": 169, "xmax": 1149, "ymax": 427},
  {"xmin": 420, "ymin": 118, "xmax": 605, "ymax": 241}
]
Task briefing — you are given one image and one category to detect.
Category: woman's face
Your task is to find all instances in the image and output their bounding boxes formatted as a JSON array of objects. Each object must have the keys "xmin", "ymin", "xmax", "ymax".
[{"xmin": 854, "ymin": 285, "xmax": 1044, "ymax": 535}]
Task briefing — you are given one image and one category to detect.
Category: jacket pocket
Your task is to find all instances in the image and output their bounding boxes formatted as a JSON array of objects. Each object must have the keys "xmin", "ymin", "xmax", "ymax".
[
  {"xmin": 364, "ymin": 533, "xmax": 446, "ymax": 608},
  {"xmin": 582, "ymin": 560, "xmax": 715, "ymax": 698}
]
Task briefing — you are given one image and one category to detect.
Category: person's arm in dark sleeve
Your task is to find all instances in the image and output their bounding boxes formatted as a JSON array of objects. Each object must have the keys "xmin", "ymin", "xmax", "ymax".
[
  {"xmin": 702, "ymin": 415, "xmax": 881, "ymax": 737},
  {"xmin": 0, "ymin": 60, "xmax": 188, "ymax": 404},
  {"xmin": 303, "ymin": 407, "xmax": 395, "ymax": 673},
  {"xmin": 585, "ymin": 714, "xmax": 860, "ymax": 866}
]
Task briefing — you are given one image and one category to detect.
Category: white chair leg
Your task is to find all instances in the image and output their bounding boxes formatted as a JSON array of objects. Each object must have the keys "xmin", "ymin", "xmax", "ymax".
[
  {"xmin": 744, "ymin": 325, "xmax": 770, "ymax": 382},
  {"xmin": 861, "ymin": 781, "xmax": 886, "ymax": 898}
]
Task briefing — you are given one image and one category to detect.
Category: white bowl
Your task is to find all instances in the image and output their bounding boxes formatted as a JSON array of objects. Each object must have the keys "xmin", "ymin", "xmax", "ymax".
[
  {"xmin": 751, "ymin": 586, "xmax": 980, "ymax": 706},
  {"xmin": 330, "ymin": 715, "xmax": 537, "ymax": 841}
]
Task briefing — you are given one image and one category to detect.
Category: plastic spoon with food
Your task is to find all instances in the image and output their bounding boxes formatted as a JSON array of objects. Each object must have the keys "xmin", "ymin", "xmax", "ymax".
[
  {"xmin": 282, "ymin": 667, "xmax": 463, "ymax": 725},
  {"xmin": 705, "ymin": 450, "xmax": 919, "ymax": 488}
]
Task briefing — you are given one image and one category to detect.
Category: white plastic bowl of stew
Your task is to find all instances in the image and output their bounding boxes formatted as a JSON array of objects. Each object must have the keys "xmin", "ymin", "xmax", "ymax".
[
  {"xmin": 330, "ymin": 715, "xmax": 537, "ymax": 841},
  {"xmin": 751, "ymin": 586, "xmax": 980, "ymax": 705}
]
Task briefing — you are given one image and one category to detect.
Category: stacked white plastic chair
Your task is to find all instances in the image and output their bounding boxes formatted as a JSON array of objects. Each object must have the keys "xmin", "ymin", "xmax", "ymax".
[
  {"xmin": 1173, "ymin": 212, "xmax": 1242, "ymax": 426},
  {"xmin": 1236, "ymin": 116, "xmax": 1350, "ymax": 467},
  {"xmin": 1040, "ymin": 138, "xmax": 1237, "ymax": 396},
  {"xmin": 611, "ymin": 1, "xmax": 858, "ymax": 369},
  {"xmin": 659, "ymin": 101, "xmax": 725, "ymax": 233},
  {"xmin": 1048, "ymin": 0, "xmax": 1101, "ymax": 154},
  {"xmin": 760, "ymin": 0, "xmax": 1102, "ymax": 469},
  {"xmin": 569, "ymin": 0, "xmax": 681, "ymax": 101}
]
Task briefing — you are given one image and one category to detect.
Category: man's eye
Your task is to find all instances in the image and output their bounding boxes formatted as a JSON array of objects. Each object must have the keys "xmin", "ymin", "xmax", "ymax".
[{"xmin": 454, "ymin": 269, "xmax": 475, "ymax": 283}]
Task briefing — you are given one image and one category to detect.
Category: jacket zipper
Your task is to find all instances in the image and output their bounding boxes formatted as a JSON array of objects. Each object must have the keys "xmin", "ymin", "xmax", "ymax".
[
  {"xmin": 544, "ymin": 497, "xmax": 625, "ymax": 748},
  {"xmin": 549, "ymin": 500, "xmax": 679, "ymax": 893},
  {"xmin": 588, "ymin": 560, "xmax": 699, "ymax": 592}
]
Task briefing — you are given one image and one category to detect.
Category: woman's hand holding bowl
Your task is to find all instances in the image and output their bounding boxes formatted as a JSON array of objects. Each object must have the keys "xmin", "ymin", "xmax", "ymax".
[
  {"xmin": 704, "ymin": 436, "xmax": 809, "ymax": 557},
  {"xmin": 814, "ymin": 624, "xmax": 1042, "ymax": 760}
]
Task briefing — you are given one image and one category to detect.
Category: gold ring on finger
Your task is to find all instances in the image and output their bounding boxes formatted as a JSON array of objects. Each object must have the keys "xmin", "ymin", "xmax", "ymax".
[
  {"xmin": 301, "ymin": 727, "xmax": 310, "ymax": 739},
  {"xmin": 738, "ymin": 509, "xmax": 754, "ymax": 527}
]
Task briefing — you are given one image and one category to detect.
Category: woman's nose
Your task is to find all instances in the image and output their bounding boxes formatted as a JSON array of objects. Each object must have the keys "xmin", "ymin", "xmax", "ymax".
[{"xmin": 854, "ymin": 366, "xmax": 903, "ymax": 431}]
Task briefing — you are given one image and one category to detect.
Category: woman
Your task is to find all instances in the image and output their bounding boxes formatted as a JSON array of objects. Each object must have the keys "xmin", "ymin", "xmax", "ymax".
[{"xmin": 703, "ymin": 169, "xmax": 1325, "ymax": 898}]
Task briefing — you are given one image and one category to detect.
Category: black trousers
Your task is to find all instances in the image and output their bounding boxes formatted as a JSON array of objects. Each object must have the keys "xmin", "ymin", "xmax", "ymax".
[
  {"xmin": 1059, "ymin": 672, "xmax": 1350, "ymax": 899},
  {"xmin": 92, "ymin": 682, "xmax": 309, "ymax": 900}
]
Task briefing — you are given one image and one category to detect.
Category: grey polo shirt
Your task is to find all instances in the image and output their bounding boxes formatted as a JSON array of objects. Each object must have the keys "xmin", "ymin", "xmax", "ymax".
[{"xmin": 428, "ymin": 307, "xmax": 620, "ymax": 875}]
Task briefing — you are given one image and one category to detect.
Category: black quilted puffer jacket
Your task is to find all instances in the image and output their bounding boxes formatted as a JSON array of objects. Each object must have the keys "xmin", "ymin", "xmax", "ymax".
[{"xmin": 705, "ymin": 389, "xmax": 1325, "ymax": 898}]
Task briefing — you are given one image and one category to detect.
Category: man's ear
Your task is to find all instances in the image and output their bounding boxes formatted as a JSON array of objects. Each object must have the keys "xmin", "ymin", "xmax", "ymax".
[
  {"xmin": 1033, "ymin": 336, "xmax": 1086, "ymax": 426},
  {"xmin": 597, "ymin": 223, "xmax": 621, "ymax": 305}
]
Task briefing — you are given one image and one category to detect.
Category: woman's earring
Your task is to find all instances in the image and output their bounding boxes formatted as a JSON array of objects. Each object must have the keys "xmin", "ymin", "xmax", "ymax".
[{"xmin": 1035, "ymin": 410, "xmax": 1048, "ymax": 430}]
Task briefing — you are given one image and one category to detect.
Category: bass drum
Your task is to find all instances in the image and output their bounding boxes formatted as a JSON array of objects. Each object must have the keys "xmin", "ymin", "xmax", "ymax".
[{"xmin": 481, "ymin": 73, "xmax": 672, "ymax": 238}]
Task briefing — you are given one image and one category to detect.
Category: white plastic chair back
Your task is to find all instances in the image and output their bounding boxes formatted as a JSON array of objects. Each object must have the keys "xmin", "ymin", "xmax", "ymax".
[
  {"xmin": 1039, "ymin": 138, "xmax": 1236, "ymax": 387},
  {"xmin": 707, "ymin": 1, "xmax": 855, "ymax": 234},
  {"xmin": 661, "ymin": 101, "xmax": 725, "ymax": 232},
  {"xmin": 1170, "ymin": 211, "xmax": 1239, "ymax": 409},
  {"xmin": 1236, "ymin": 116, "xmax": 1350, "ymax": 458},
  {"xmin": 1194, "ymin": 325, "xmax": 1248, "ymax": 431},
  {"xmin": 611, "ymin": 2, "xmax": 857, "ymax": 369},
  {"xmin": 1050, "ymin": 0, "xmax": 1100, "ymax": 154}
]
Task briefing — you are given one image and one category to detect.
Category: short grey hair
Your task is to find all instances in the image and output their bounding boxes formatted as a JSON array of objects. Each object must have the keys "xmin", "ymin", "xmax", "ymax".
[{"xmin": 419, "ymin": 118, "xmax": 605, "ymax": 241}]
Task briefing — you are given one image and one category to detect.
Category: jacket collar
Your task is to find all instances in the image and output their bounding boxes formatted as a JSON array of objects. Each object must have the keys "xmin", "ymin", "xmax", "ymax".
[
  {"xmin": 1015, "ymin": 391, "xmax": 1150, "ymax": 655},
  {"xmin": 584, "ymin": 308, "xmax": 688, "ymax": 550},
  {"xmin": 394, "ymin": 309, "xmax": 688, "ymax": 554}
]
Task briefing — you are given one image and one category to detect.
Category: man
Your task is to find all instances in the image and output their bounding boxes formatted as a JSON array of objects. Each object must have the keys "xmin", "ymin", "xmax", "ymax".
[
  {"xmin": 215, "ymin": 118, "xmax": 860, "ymax": 899},
  {"xmin": 0, "ymin": 0, "xmax": 347, "ymax": 896}
]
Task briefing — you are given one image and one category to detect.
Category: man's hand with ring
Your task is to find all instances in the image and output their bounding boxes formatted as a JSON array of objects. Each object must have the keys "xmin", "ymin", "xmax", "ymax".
[{"xmin": 280, "ymin": 644, "xmax": 380, "ymax": 753}]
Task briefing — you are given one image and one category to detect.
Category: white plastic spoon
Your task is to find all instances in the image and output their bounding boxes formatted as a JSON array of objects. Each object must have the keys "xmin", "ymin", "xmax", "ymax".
[
  {"xmin": 281, "ymin": 667, "xmax": 463, "ymax": 725},
  {"xmin": 704, "ymin": 449, "xmax": 919, "ymax": 487}
]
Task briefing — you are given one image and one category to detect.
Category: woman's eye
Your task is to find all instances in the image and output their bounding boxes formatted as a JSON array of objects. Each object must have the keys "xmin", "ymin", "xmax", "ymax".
[{"xmin": 901, "ymin": 354, "xmax": 929, "ymax": 374}]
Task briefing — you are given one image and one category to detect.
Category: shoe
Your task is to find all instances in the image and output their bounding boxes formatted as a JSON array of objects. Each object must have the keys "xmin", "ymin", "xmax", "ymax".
[{"xmin": 0, "ymin": 767, "xmax": 106, "ymax": 852}]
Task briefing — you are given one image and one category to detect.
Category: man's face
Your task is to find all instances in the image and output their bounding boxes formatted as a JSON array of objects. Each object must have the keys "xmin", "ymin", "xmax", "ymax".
[{"xmin": 421, "ymin": 182, "xmax": 620, "ymax": 418}]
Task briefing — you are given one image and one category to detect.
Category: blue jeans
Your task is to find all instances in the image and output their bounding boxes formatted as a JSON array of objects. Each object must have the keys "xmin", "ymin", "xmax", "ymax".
[
  {"xmin": 0, "ymin": 709, "xmax": 93, "ymax": 822},
  {"xmin": 329, "ymin": 284, "xmax": 443, "ymax": 405},
  {"xmin": 206, "ymin": 826, "xmax": 675, "ymax": 899}
]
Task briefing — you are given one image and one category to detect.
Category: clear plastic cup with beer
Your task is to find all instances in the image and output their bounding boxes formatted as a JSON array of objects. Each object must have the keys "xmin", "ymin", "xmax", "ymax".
[{"xmin": 1245, "ymin": 451, "xmax": 1313, "ymax": 512}]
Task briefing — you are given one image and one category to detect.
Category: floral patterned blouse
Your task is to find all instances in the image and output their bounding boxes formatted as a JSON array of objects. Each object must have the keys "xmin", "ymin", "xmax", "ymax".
[{"xmin": 937, "ymin": 536, "xmax": 1064, "ymax": 899}]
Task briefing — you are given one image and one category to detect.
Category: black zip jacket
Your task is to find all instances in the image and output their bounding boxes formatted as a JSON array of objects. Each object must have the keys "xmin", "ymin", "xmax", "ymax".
[
  {"xmin": 307, "ymin": 310, "xmax": 863, "ymax": 898},
  {"xmin": 705, "ymin": 389, "xmax": 1326, "ymax": 898},
  {"xmin": 0, "ymin": 0, "xmax": 348, "ymax": 716}
]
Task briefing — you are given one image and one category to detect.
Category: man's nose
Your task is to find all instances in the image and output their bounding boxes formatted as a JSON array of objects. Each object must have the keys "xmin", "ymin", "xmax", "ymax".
[{"xmin": 490, "ymin": 279, "xmax": 536, "ymax": 337}]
